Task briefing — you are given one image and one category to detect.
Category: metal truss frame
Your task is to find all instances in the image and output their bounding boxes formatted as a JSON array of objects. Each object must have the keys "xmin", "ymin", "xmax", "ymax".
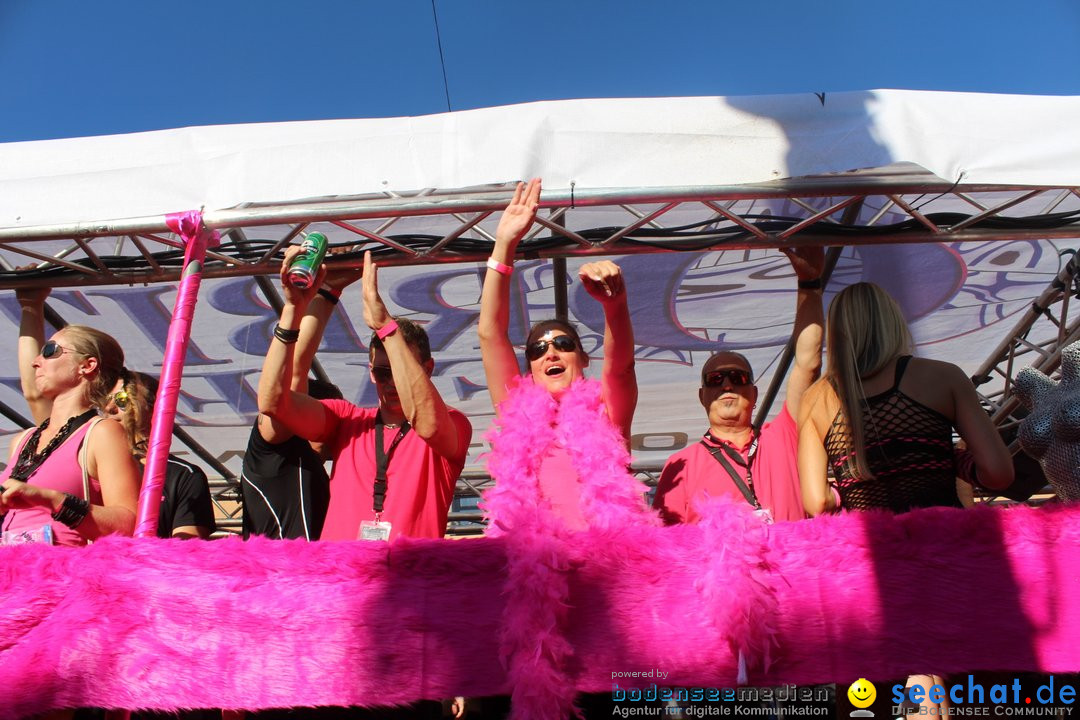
[
  {"xmin": 968, "ymin": 250, "xmax": 1080, "ymax": 506},
  {"xmin": 3, "ymin": 167, "xmax": 1078, "ymax": 531},
  {"xmin": 1, "ymin": 166, "xmax": 1079, "ymax": 288}
]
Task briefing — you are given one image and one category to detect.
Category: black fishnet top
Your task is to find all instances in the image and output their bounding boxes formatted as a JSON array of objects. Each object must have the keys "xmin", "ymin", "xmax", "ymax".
[{"xmin": 824, "ymin": 356, "xmax": 960, "ymax": 513}]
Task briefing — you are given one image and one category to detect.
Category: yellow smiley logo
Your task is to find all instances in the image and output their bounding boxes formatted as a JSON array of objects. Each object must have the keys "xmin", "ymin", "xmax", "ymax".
[{"xmin": 848, "ymin": 678, "xmax": 877, "ymax": 708}]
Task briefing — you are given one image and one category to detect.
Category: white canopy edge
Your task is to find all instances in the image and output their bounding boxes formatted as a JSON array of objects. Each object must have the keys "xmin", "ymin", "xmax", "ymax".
[{"xmin": 3, "ymin": 89, "xmax": 1079, "ymax": 230}]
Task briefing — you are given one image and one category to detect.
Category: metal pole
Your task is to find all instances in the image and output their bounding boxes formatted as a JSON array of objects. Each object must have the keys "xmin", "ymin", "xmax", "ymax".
[
  {"xmin": 5, "ymin": 224, "xmax": 1080, "ymax": 292},
  {"xmin": 171, "ymin": 425, "xmax": 236, "ymax": 482},
  {"xmin": 0, "ymin": 174, "xmax": 1046, "ymax": 243},
  {"xmin": 0, "ymin": 400, "xmax": 32, "ymax": 430},
  {"xmin": 552, "ymin": 258, "xmax": 569, "ymax": 322}
]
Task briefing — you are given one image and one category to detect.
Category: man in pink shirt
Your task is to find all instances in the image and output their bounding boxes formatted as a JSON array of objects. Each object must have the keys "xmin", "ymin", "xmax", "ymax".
[
  {"xmin": 258, "ymin": 248, "xmax": 471, "ymax": 542},
  {"xmin": 653, "ymin": 248, "xmax": 825, "ymax": 524}
]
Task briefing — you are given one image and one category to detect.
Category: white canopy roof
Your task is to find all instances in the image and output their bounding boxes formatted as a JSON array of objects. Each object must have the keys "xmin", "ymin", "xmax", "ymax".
[{"xmin": 3, "ymin": 90, "xmax": 1080, "ymax": 230}]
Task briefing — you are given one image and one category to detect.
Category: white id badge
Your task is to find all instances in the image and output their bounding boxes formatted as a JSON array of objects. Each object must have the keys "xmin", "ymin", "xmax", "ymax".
[
  {"xmin": 753, "ymin": 508, "xmax": 774, "ymax": 525},
  {"xmin": 359, "ymin": 520, "xmax": 392, "ymax": 541}
]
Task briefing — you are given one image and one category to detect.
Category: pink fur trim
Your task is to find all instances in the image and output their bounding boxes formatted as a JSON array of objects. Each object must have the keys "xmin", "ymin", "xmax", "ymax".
[
  {"xmin": 4, "ymin": 501, "xmax": 1080, "ymax": 715},
  {"xmin": 696, "ymin": 496, "xmax": 779, "ymax": 682}
]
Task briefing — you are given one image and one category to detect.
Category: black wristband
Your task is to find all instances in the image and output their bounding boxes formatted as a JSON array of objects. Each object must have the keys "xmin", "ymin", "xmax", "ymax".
[
  {"xmin": 798, "ymin": 277, "xmax": 823, "ymax": 290},
  {"xmin": 317, "ymin": 288, "xmax": 340, "ymax": 305},
  {"xmin": 52, "ymin": 493, "xmax": 90, "ymax": 529},
  {"xmin": 273, "ymin": 324, "xmax": 301, "ymax": 344}
]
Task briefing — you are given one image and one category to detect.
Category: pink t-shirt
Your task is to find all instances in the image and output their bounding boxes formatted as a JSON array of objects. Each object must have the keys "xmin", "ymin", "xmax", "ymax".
[
  {"xmin": 653, "ymin": 403, "xmax": 806, "ymax": 524},
  {"xmin": 1, "ymin": 420, "xmax": 102, "ymax": 547},
  {"xmin": 318, "ymin": 400, "xmax": 472, "ymax": 541}
]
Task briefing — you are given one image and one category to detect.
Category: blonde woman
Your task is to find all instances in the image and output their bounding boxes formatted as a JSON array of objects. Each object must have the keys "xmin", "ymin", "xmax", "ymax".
[
  {"xmin": 798, "ymin": 281, "xmax": 1012, "ymax": 515},
  {"xmin": 0, "ymin": 324, "xmax": 140, "ymax": 545}
]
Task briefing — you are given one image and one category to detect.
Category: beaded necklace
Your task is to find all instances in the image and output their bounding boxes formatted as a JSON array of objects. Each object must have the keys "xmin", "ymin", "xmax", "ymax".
[{"xmin": 8, "ymin": 409, "xmax": 98, "ymax": 482}]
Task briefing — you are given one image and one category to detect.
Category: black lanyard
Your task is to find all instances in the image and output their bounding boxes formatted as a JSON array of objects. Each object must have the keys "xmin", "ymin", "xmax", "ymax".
[
  {"xmin": 700, "ymin": 430, "xmax": 760, "ymax": 510},
  {"xmin": 372, "ymin": 419, "xmax": 410, "ymax": 516}
]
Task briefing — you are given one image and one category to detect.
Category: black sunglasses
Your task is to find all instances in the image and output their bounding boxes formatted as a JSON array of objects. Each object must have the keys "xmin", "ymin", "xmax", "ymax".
[
  {"xmin": 41, "ymin": 340, "xmax": 82, "ymax": 360},
  {"xmin": 525, "ymin": 334, "xmax": 578, "ymax": 361},
  {"xmin": 703, "ymin": 368, "xmax": 752, "ymax": 388},
  {"xmin": 370, "ymin": 366, "xmax": 394, "ymax": 383}
]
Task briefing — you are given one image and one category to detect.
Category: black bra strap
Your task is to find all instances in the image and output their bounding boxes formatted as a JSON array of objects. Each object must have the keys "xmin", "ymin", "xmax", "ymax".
[{"xmin": 891, "ymin": 355, "xmax": 913, "ymax": 391}]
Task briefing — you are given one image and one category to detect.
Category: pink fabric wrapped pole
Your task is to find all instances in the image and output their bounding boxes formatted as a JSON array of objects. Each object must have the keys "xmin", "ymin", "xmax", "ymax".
[{"xmin": 134, "ymin": 211, "xmax": 218, "ymax": 538}]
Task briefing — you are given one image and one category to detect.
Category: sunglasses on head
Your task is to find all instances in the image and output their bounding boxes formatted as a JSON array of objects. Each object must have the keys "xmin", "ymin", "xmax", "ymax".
[
  {"xmin": 702, "ymin": 368, "xmax": 753, "ymax": 388},
  {"xmin": 525, "ymin": 334, "xmax": 578, "ymax": 361},
  {"xmin": 370, "ymin": 366, "xmax": 394, "ymax": 383},
  {"xmin": 41, "ymin": 340, "xmax": 81, "ymax": 360},
  {"xmin": 110, "ymin": 388, "xmax": 131, "ymax": 411}
]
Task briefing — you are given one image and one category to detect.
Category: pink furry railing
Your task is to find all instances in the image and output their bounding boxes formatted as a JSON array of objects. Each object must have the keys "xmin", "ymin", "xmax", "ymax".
[{"xmin": 1, "ymin": 501, "xmax": 1079, "ymax": 716}]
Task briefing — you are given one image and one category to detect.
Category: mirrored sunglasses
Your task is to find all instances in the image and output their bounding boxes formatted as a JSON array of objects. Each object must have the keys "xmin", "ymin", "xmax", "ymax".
[
  {"xmin": 110, "ymin": 389, "xmax": 131, "ymax": 411},
  {"xmin": 41, "ymin": 340, "xmax": 82, "ymax": 360},
  {"xmin": 525, "ymin": 334, "xmax": 578, "ymax": 361},
  {"xmin": 702, "ymin": 368, "xmax": 753, "ymax": 388}
]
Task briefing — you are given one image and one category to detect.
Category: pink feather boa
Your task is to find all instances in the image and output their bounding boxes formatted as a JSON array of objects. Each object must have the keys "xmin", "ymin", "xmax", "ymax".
[
  {"xmin": 482, "ymin": 377, "xmax": 658, "ymax": 719},
  {"xmin": 482, "ymin": 376, "xmax": 654, "ymax": 536}
]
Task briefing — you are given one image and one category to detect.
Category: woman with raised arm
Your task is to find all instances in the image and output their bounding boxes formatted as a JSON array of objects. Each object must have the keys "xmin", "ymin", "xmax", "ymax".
[
  {"xmin": 478, "ymin": 177, "xmax": 649, "ymax": 533},
  {"xmin": 478, "ymin": 179, "xmax": 654, "ymax": 720},
  {"xmin": 0, "ymin": 321, "xmax": 140, "ymax": 546}
]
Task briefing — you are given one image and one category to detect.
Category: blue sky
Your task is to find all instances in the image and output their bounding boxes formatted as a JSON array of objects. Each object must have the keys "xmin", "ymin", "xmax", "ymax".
[{"xmin": 2, "ymin": 0, "xmax": 1079, "ymax": 143}]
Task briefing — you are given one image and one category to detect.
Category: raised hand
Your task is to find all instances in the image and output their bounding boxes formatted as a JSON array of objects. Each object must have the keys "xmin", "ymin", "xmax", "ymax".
[
  {"xmin": 579, "ymin": 260, "xmax": 626, "ymax": 304},
  {"xmin": 15, "ymin": 286, "xmax": 51, "ymax": 307},
  {"xmin": 494, "ymin": 178, "xmax": 541, "ymax": 252},
  {"xmin": 323, "ymin": 264, "xmax": 364, "ymax": 293},
  {"xmin": 362, "ymin": 250, "xmax": 392, "ymax": 332},
  {"xmin": 780, "ymin": 245, "xmax": 826, "ymax": 282},
  {"xmin": 321, "ymin": 245, "xmax": 364, "ymax": 293}
]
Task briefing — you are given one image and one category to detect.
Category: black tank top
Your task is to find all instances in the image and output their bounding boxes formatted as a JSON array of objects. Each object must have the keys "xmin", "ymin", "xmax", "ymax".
[
  {"xmin": 240, "ymin": 421, "xmax": 330, "ymax": 540},
  {"xmin": 824, "ymin": 356, "xmax": 960, "ymax": 513}
]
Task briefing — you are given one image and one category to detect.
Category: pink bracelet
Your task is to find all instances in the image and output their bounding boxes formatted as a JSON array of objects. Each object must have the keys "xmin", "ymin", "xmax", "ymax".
[
  {"xmin": 829, "ymin": 485, "xmax": 842, "ymax": 511},
  {"xmin": 376, "ymin": 319, "xmax": 399, "ymax": 340},
  {"xmin": 486, "ymin": 257, "xmax": 513, "ymax": 276}
]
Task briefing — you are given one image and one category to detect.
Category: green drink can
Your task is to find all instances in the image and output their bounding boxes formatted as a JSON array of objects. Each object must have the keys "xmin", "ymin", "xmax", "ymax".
[{"xmin": 287, "ymin": 232, "xmax": 329, "ymax": 289}]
